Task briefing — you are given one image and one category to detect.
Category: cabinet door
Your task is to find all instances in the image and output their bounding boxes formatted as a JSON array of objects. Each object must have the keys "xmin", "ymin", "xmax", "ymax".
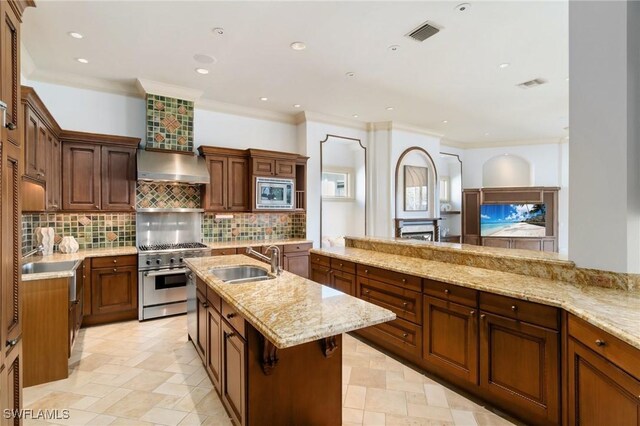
[
  {"xmin": 568, "ymin": 338, "xmax": 640, "ymax": 426},
  {"xmin": 2, "ymin": 341, "xmax": 22, "ymax": 426},
  {"xmin": 283, "ymin": 253, "xmax": 309, "ymax": 278},
  {"xmin": 46, "ymin": 134, "xmax": 61, "ymax": 210},
  {"xmin": 35, "ymin": 125, "xmax": 47, "ymax": 180},
  {"xmin": 252, "ymin": 158, "xmax": 274, "ymax": 176},
  {"xmin": 24, "ymin": 107, "xmax": 40, "ymax": 179},
  {"xmin": 90, "ymin": 266, "xmax": 137, "ymax": 315},
  {"xmin": 62, "ymin": 143, "xmax": 101, "ymax": 210},
  {"xmin": 221, "ymin": 321, "xmax": 246, "ymax": 426},
  {"xmin": 310, "ymin": 263, "xmax": 331, "ymax": 285},
  {"xmin": 203, "ymin": 156, "xmax": 227, "ymax": 211},
  {"xmin": 101, "ymin": 146, "xmax": 136, "ymax": 211},
  {"xmin": 1, "ymin": 3, "xmax": 20, "ymax": 148},
  {"xmin": 512, "ymin": 239, "xmax": 542, "ymax": 251},
  {"xmin": 227, "ymin": 157, "xmax": 249, "ymax": 211},
  {"xmin": 331, "ymin": 270, "xmax": 356, "ymax": 296},
  {"xmin": 206, "ymin": 305, "xmax": 222, "ymax": 392},
  {"xmin": 275, "ymin": 160, "xmax": 295, "ymax": 177},
  {"xmin": 462, "ymin": 190, "xmax": 480, "ymax": 243},
  {"xmin": 195, "ymin": 290, "xmax": 207, "ymax": 362},
  {"xmin": 480, "ymin": 311, "xmax": 560, "ymax": 424},
  {"xmin": 423, "ymin": 296, "xmax": 478, "ymax": 384},
  {"xmin": 481, "ymin": 238, "xmax": 511, "ymax": 249}
]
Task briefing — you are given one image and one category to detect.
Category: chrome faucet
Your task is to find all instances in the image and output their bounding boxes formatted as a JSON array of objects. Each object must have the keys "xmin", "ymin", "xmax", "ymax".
[
  {"xmin": 245, "ymin": 246, "xmax": 282, "ymax": 275},
  {"xmin": 22, "ymin": 244, "xmax": 44, "ymax": 261}
]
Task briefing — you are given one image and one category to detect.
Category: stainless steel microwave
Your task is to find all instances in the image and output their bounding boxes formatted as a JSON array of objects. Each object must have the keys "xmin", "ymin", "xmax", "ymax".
[{"xmin": 255, "ymin": 177, "xmax": 295, "ymax": 210}]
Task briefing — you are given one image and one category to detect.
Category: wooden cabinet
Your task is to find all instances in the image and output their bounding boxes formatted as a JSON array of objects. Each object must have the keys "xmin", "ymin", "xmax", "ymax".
[
  {"xmin": 206, "ymin": 302, "xmax": 222, "ymax": 392},
  {"xmin": 479, "ymin": 311, "xmax": 560, "ymax": 425},
  {"xmin": 24, "ymin": 106, "xmax": 45, "ymax": 180},
  {"xmin": 199, "ymin": 147, "xmax": 250, "ymax": 212},
  {"xmin": 310, "ymin": 261, "xmax": 331, "ymax": 285},
  {"xmin": 282, "ymin": 243, "xmax": 312, "ymax": 278},
  {"xmin": 462, "ymin": 189, "xmax": 480, "ymax": 244},
  {"xmin": 310, "ymin": 254, "xmax": 355, "ymax": 294},
  {"xmin": 221, "ymin": 319, "xmax": 247, "ymax": 426},
  {"xmin": 47, "ymin": 136, "xmax": 61, "ymax": 210},
  {"xmin": 358, "ymin": 277, "xmax": 422, "ymax": 324},
  {"xmin": 195, "ymin": 288, "xmax": 207, "ymax": 362},
  {"xmin": 423, "ymin": 295, "xmax": 478, "ymax": 384},
  {"xmin": 250, "ymin": 156, "xmax": 296, "ymax": 178},
  {"xmin": 62, "ymin": 138, "xmax": 138, "ymax": 212},
  {"xmin": 2, "ymin": 341, "xmax": 22, "ymax": 425}
]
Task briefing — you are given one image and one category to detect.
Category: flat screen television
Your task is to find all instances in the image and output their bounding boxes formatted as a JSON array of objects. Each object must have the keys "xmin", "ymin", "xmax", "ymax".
[{"xmin": 480, "ymin": 203, "xmax": 546, "ymax": 237}]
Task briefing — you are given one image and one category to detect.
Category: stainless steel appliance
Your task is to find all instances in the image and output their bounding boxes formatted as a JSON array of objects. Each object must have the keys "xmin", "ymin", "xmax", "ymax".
[
  {"xmin": 137, "ymin": 212, "xmax": 210, "ymax": 320},
  {"xmin": 255, "ymin": 177, "xmax": 295, "ymax": 210},
  {"xmin": 137, "ymin": 149, "xmax": 210, "ymax": 184}
]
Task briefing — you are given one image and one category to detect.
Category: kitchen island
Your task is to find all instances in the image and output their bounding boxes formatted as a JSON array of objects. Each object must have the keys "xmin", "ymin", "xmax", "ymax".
[{"xmin": 184, "ymin": 254, "xmax": 395, "ymax": 426}]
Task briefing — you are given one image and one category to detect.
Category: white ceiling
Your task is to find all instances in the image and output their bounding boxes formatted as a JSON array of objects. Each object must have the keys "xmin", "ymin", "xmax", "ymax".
[{"xmin": 21, "ymin": 0, "xmax": 569, "ymax": 144}]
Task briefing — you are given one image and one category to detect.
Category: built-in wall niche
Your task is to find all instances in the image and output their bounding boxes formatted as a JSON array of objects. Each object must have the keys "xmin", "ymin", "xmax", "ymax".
[
  {"xmin": 439, "ymin": 152, "xmax": 463, "ymax": 243},
  {"xmin": 395, "ymin": 147, "xmax": 437, "ymax": 219},
  {"xmin": 320, "ymin": 135, "xmax": 367, "ymax": 248}
]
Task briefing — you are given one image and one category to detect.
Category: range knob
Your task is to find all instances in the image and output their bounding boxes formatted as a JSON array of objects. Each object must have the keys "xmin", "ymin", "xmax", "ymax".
[
  {"xmin": 179, "ymin": 257, "xmax": 184, "ymax": 263},
  {"xmin": 146, "ymin": 260, "xmax": 151, "ymax": 265},
  {"xmin": 170, "ymin": 258, "xmax": 175, "ymax": 264},
  {"xmin": 156, "ymin": 259, "xmax": 161, "ymax": 265}
]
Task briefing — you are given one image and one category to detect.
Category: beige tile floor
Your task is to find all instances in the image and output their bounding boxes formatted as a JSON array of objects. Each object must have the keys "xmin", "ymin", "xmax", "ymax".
[{"xmin": 24, "ymin": 316, "xmax": 517, "ymax": 426}]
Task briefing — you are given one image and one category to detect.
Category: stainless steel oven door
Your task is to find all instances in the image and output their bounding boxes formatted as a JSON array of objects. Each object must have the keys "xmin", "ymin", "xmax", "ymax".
[{"xmin": 141, "ymin": 268, "xmax": 188, "ymax": 307}]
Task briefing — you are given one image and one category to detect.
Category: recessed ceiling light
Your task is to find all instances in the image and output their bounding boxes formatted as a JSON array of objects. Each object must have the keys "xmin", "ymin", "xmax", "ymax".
[
  {"xmin": 194, "ymin": 54, "xmax": 216, "ymax": 64},
  {"xmin": 76, "ymin": 58, "xmax": 89, "ymax": 64},
  {"xmin": 293, "ymin": 104, "xmax": 301, "ymax": 108},
  {"xmin": 195, "ymin": 68, "xmax": 209, "ymax": 75},
  {"xmin": 499, "ymin": 63, "xmax": 510, "ymax": 69},
  {"xmin": 68, "ymin": 32, "xmax": 84, "ymax": 39},
  {"xmin": 260, "ymin": 97, "xmax": 268, "ymax": 101},
  {"xmin": 484, "ymin": 132, "xmax": 490, "ymax": 136},
  {"xmin": 442, "ymin": 120, "xmax": 448, "ymax": 124},
  {"xmin": 386, "ymin": 107, "xmax": 394, "ymax": 111},
  {"xmin": 345, "ymin": 72, "xmax": 355, "ymax": 77},
  {"xmin": 455, "ymin": 3, "xmax": 471, "ymax": 12},
  {"xmin": 290, "ymin": 42, "xmax": 306, "ymax": 51},
  {"xmin": 212, "ymin": 27, "xmax": 224, "ymax": 35},
  {"xmin": 388, "ymin": 45, "xmax": 400, "ymax": 52},
  {"xmin": 353, "ymin": 114, "xmax": 359, "ymax": 118}
]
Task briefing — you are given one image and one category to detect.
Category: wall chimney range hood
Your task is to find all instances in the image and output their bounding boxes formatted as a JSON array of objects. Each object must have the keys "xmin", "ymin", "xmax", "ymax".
[{"xmin": 137, "ymin": 150, "xmax": 209, "ymax": 184}]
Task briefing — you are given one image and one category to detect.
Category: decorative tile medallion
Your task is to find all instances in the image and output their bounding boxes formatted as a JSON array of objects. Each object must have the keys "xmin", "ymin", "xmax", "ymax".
[
  {"xmin": 136, "ymin": 182, "xmax": 201, "ymax": 209},
  {"xmin": 146, "ymin": 93, "xmax": 194, "ymax": 152}
]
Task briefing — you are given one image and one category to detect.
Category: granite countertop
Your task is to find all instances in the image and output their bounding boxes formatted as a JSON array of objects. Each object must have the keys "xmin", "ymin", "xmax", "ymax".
[
  {"xmin": 313, "ymin": 246, "xmax": 640, "ymax": 350},
  {"xmin": 21, "ymin": 246, "xmax": 138, "ymax": 282},
  {"xmin": 185, "ymin": 255, "xmax": 395, "ymax": 349},
  {"xmin": 206, "ymin": 239, "xmax": 313, "ymax": 250}
]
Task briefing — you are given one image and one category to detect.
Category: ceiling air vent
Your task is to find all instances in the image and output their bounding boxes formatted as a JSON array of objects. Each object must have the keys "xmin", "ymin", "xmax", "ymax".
[
  {"xmin": 406, "ymin": 21, "xmax": 440, "ymax": 42},
  {"xmin": 517, "ymin": 78, "xmax": 547, "ymax": 89}
]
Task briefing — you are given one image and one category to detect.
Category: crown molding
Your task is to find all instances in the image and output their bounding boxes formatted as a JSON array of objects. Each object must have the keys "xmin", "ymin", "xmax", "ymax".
[
  {"xmin": 197, "ymin": 98, "xmax": 296, "ymax": 124},
  {"xmin": 390, "ymin": 121, "xmax": 444, "ymax": 138},
  {"xmin": 28, "ymin": 69, "xmax": 140, "ymax": 97},
  {"xmin": 301, "ymin": 111, "xmax": 368, "ymax": 130},
  {"xmin": 446, "ymin": 137, "xmax": 568, "ymax": 149},
  {"xmin": 136, "ymin": 78, "xmax": 203, "ymax": 102}
]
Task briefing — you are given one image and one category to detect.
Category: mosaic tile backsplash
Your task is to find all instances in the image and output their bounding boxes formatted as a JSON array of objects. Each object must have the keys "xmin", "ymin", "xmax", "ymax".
[
  {"xmin": 21, "ymin": 213, "xmax": 135, "ymax": 254},
  {"xmin": 146, "ymin": 94, "xmax": 194, "ymax": 152},
  {"xmin": 137, "ymin": 182, "xmax": 201, "ymax": 209},
  {"xmin": 202, "ymin": 213, "xmax": 306, "ymax": 242}
]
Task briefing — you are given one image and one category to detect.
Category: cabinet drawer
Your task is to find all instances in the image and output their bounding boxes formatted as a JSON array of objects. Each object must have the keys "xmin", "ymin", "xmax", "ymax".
[
  {"xmin": 283, "ymin": 242, "xmax": 312, "ymax": 253},
  {"xmin": 568, "ymin": 314, "xmax": 640, "ymax": 379},
  {"xmin": 310, "ymin": 254, "xmax": 330, "ymax": 267},
  {"xmin": 480, "ymin": 292, "xmax": 559, "ymax": 330},
  {"xmin": 424, "ymin": 279, "xmax": 478, "ymax": 308},
  {"xmin": 211, "ymin": 248, "xmax": 238, "ymax": 256},
  {"xmin": 359, "ymin": 317, "xmax": 422, "ymax": 360},
  {"xmin": 357, "ymin": 264, "xmax": 421, "ymax": 292},
  {"xmin": 330, "ymin": 258, "xmax": 356, "ymax": 274},
  {"xmin": 358, "ymin": 278, "xmax": 422, "ymax": 325},
  {"xmin": 91, "ymin": 255, "xmax": 137, "ymax": 269},
  {"xmin": 206, "ymin": 288, "xmax": 222, "ymax": 314},
  {"xmin": 222, "ymin": 299, "xmax": 246, "ymax": 338}
]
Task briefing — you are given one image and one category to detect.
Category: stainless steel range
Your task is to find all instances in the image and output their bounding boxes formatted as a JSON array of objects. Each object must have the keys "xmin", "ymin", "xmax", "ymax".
[{"xmin": 137, "ymin": 212, "xmax": 210, "ymax": 320}]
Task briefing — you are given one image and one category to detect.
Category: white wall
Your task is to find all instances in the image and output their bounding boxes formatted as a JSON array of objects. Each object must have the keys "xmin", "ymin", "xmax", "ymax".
[
  {"xmin": 462, "ymin": 142, "xmax": 569, "ymax": 254},
  {"xmin": 569, "ymin": 1, "xmax": 639, "ymax": 273},
  {"xmin": 482, "ymin": 155, "xmax": 532, "ymax": 187}
]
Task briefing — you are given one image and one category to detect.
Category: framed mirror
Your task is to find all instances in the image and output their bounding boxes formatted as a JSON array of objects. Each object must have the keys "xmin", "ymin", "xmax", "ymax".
[{"xmin": 404, "ymin": 165, "xmax": 428, "ymax": 211}]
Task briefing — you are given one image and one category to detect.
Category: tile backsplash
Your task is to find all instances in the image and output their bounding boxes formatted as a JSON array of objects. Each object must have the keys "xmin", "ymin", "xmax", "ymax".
[
  {"xmin": 21, "ymin": 213, "xmax": 135, "ymax": 254},
  {"xmin": 202, "ymin": 212, "xmax": 306, "ymax": 242},
  {"xmin": 137, "ymin": 182, "xmax": 201, "ymax": 209},
  {"xmin": 145, "ymin": 94, "xmax": 194, "ymax": 152}
]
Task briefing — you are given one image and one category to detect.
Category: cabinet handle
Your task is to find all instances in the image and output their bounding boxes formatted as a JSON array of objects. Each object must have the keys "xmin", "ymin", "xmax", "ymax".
[
  {"xmin": 95, "ymin": 205, "xmax": 99, "ymax": 209},
  {"xmin": 470, "ymin": 310, "xmax": 475, "ymax": 316},
  {"xmin": 402, "ymin": 302, "xmax": 408, "ymax": 307},
  {"xmin": 595, "ymin": 339, "xmax": 606, "ymax": 347},
  {"xmin": 37, "ymin": 172, "xmax": 44, "ymax": 177},
  {"xmin": 72, "ymin": 300, "xmax": 79, "ymax": 305},
  {"xmin": 402, "ymin": 278, "xmax": 406, "ymax": 283},
  {"xmin": 511, "ymin": 305, "xmax": 518, "ymax": 312},
  {"xmin": 444, "ymin": 289, "xmax": 450, "ymax": 294},
  {"xmin": 113, "ymin": 268, "xmax": 117, "ymax": 272},
  {"xmin": 226, "ymin": 332, "xmax": 236, "ymax": 339},
  {"xmin": 113, "ymin": 260, "xmax": 117, "ymax": 263},
  {"xmin": 203, "ymin": 302, "xmax": 209, "ymax": 308},
  {"xmin": 402, "ymin": 333, "xmax": 408, "ymax": 338},
  {"xmin": 6, "ymin": 338, "xmax": 18, "ymax": 348},
  {"xmin": 364, "ymin": 269, "xmax": 369, "ymax": 274},
  {"xmin": 226, "ymin": 313, "xmax": 236, "ymax": 319},
  {"xmin": 339, "ymin": 263, "xmax": 343, "ymax": 267},
  {"xmin": 480, "ymin": 314, "xmax": 486, "ymax": 320},
  {"xmin": 6, "ymin": 122, "xmax": 16, "ymax": 130}
]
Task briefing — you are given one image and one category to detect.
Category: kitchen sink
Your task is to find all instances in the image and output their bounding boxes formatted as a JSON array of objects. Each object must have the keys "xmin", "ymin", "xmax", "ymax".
[
  {"xmin": 209, "ymin": 265, "xmax": 274, "ymax": 284},
  {"xmin": 22, "ymin": 260, "xmax": 80, "ymax": 275}
]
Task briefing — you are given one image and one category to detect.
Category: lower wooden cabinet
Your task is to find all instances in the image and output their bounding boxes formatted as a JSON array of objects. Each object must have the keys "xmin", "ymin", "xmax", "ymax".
[
  {"xmin": 195, "ymin": 289, "xmax": 208, "ymax": 362},
  {"xmin": 206, "ymin": 304, "xmax": 223, "ymax": 391},
  {"xmin": 91, "ymin": 266, "xmax": 137, "ymax": 315},
  {"xmin": 221, "ymin": 320, "xmax": 246, "ymax": 426},
  {"xmin": 479, "ymin": 311, "xmax": 560, "ymax": 425},
  {"xmin": 358, "ymin": 317, "xmax": 422, "ymax": 360},
  {"xmin": 283, "ymin": 252, "xmax": 309, "ymax": 278},
  {"xmin": 422, "ymin": 295, "xmax": 478, "ymax": 384},
  {"xmin": 1, "ymin": 341, "xmax": 22, "ymax": 425},
  {"xmin": 310, "ymin": 262, "xmax": 331, "ymax": 285}
]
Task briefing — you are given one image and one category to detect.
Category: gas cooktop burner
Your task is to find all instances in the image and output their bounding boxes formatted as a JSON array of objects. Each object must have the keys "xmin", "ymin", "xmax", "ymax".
[{"xmin": 138, "ymin": 242, "xmax": 208, "ymax": 252}]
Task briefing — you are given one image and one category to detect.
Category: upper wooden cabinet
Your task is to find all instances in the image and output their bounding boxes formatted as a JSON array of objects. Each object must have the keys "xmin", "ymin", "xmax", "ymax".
[
  {"xmin": 61, "ymin": 131, "xmax": 139, "ymax": 212},
  {"xmin": 248, "ymin": 149, "xmax": 297, "ymax": 178},
  {"xmin": 199, "ymin": 146, "xmax": 250, "ymax": 212}
]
